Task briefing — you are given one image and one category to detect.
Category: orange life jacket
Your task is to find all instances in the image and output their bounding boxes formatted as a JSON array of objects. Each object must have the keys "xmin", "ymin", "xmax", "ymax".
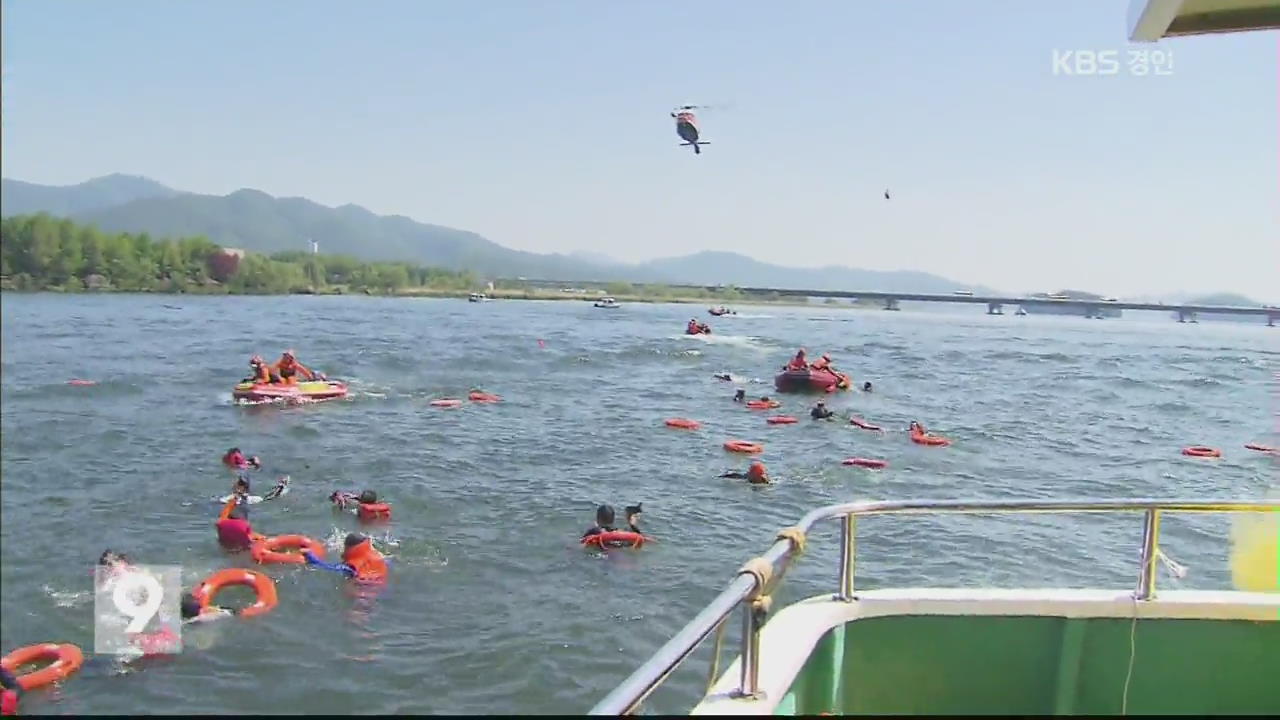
[
  {"xmin": 747, "ymin": 461, "xmax": 768, "ymax": 483},
  {"xmin": 343, "ymin": 539, "xmax": 388, "ymax": 581},
  {"xmin": 357, "ymin": 502, "xmax": 392, "ymax": 521}
]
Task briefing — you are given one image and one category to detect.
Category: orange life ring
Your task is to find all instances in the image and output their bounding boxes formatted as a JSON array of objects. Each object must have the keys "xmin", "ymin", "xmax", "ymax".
[
  {"xmin": 1182, "ymin": 446, "xmax": 1221, "ymax": 458},
  {"xmin": 357, "ymin": 502, "xmax": 392, "ymax": 522},
  {"xmin": 665, "ymin": 418, "xmax": 701, "ymax": 430},
  {"xmin": 582, "ymin": 530, "xmax": 647, "ymax": 548},
  {"xmin": 1244, "ymin": 443, "xmax": 1276, "ymax": 453},
  {"xmin": 843, "ymin": 457, "xmax": 888, "ymax": 469},
  {"xmin": 850, "ymin": 417, "xmax": 882, "ymax": 431},
  {"xmin": 746, "ymin": 400, "xmax": 781, "ymax": 410},
  {"xmin": 0, "ymin": 643, "xmax": 84, "ymax": 690},
  {"xmin": 250, "ymin": 534, "xmax": 326, "ymax": 565},
  {"xmin": 911, "ymin": 432, "xmax": 950, "ymax": 447},
  {"xmin": 766, "ymin": 416, "xmax": 798, "ymax": 425},
  {"xmin": 430, "ymin": 398, "xmax": 462, "ymax": 408},
  {"xmin": 724, "ymin": 440, "xmax": 764, "ymax": 454},
  {"xmin": 468, "ymin": 392, "xmax": 501, "ymax": 403},
  {"xmin": 193, "ymin": 568, "xmax": 278, "ymax": 618}
]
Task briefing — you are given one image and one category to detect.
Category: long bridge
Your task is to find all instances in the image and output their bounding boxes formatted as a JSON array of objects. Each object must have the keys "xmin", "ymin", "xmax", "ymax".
[{"xmin": 506, "ymin": 279, "xmax": 1279, "ymax": 326}]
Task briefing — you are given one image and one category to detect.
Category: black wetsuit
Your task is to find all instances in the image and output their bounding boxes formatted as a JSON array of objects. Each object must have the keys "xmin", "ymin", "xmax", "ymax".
[{"xmin": 811, "ymin": 406, "xmax": 835, "ymax": 420}]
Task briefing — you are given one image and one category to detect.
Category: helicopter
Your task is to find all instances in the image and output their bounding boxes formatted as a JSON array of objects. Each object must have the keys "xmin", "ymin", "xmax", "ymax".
[{"xmin": 671, "ymin": 105, "xmax": 710, "ymax": 155}]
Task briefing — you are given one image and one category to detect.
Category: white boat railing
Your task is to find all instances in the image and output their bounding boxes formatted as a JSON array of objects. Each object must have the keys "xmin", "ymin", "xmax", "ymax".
[{"xmin": 587, "ymin": 498, "xmax": 1279, "ymax": 716}]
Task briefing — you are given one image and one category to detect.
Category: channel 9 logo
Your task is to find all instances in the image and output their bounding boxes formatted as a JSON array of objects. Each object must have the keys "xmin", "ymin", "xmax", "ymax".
[{"xmin": 93, "ymin": 564, "xmax": 183, "ymax": 656}]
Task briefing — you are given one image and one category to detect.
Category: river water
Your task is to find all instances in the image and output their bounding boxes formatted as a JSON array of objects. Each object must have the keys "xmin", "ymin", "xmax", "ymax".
[{"xmin": 1, "ymin": 294, "xmax": 1275, "ymax": 715}]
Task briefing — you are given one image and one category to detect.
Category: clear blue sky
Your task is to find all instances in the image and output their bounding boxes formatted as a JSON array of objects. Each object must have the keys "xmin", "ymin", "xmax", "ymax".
[{"xmin": 2, "ymin": 0, "xmax": 1276, "ymax": 300}]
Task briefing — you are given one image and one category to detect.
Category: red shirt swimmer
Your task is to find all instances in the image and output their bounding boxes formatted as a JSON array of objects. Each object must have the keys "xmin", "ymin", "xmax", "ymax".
[{"xmin": 215, "ymin": 501, "xmax": 256, "ymax": 550}]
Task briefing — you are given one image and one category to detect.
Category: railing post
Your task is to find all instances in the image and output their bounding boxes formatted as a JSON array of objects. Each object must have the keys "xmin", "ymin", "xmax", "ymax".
[
  {"xmin": 735, "ymin": 600, "xmax": 763, "ymax": 698},
  {"xmin": 837, "ymin": 514, "xmax": 856, "ymax": 601},
  {"xmin": 1135, "ymin": 508, "xmax": 1161, "ymax": 600}
]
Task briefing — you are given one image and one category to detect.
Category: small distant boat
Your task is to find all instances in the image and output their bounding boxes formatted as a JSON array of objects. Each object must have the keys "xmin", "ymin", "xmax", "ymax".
[
  {"xmin": 1015, "ymin": 307, "xmax": 1028, "ymax": 316},
  {"xmin": 468, "ymin": 293, "xmax": 487, "ymax": 303},
  {"xmin": 708, "ymin": 306, "xmax": 736, "ymax": 316},
  {"xmin": 594, "ymin": 297, "xmax": 621, "ymax": 309},
  {"xmin": 951, "ymin": 289, "xmax": 974, "ymax": 296}
]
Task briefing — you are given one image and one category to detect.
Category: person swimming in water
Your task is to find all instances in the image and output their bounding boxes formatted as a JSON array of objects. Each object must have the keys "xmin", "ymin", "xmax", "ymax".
[
  {"xmin": 329, "ymin": 490, "xmax": 390, "ymax": 521},
  {"xmin": 302, "ymin": 533, "xmax": 389, "ymax": 582},
  {"xmin": 810, "ymin": 401, "xmax": 836, "ymax": 420},
  {"xmin": 215, "ymin": 502, "xmax": 260, "ymax": 550},
  {"xmin": 222, "ymin": 448, "xmax": 262, "ymax": 471},
  {"xmin": 179, "ymin": 591, "xmax": 234, "ymax": 624},
  {"xmin": 721, "ymin": 460, "xmax": 770, "ymax": 484},
  {"xmin": 582, "ymin": 503, "xmax": 642, "ymax": 540},
  {"xmin": 714, "ymin": 372, "xmax": 733, "ymax": 382},
  {"xmin": 219, "ymin": 475, "xmax": 288, "ymax": 504},
  {"xmin": 862, "ymin": 381, "xmax": 872, "ymax": 392},
  {"xmin": 733, "ymin": 388, "xmax": 746, "ymax": 403}
]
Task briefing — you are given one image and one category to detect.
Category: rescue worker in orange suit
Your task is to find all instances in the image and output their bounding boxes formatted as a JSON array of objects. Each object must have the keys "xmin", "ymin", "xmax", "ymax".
[
  {"xmin": 786, "ymin": 349, "xmax": 808, "ymax": 371},
  {"xmin": 302, "ymin": 533, "xmax": 388, "ymax": 582},
  {"xmin": 269, "ymin": 350, "xmax": 324, "ymax": 385},
  {"xmin": 810, "ymin": 353, "xmax": 832, "ymax": 372}
]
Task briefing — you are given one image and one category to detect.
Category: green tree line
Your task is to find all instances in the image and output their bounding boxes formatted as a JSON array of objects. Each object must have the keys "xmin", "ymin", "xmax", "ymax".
[{"xmin": 0, "ymin": 213, "xmax": 478, "ymax": 294}]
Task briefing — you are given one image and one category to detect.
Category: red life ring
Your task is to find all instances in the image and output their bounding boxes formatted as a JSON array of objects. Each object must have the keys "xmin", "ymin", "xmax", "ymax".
[
  {"xmin": 66, "ymin": 379, "xmax": 96, "ymax": 386},
  {"xmin": 723, "ymin": 440, "xmax": 764, "ymax": 454},
  {"xmin": 843, "ymin": 457, "xmax": 888, "ymax": 469},
  {"xmin": 468, "ymin": 392, "xmax": 501, "ymax": 403},
  {"xmin": 251, "ymin": 535, "xmax": 326, "ymax": 565},
  {"xmin": 850, "ymin": 417, "xmax": 882, "ymax": 431},
  {"xmin": 1182, "ymin": 446, "xmax": 1221, "ymax": 458},
  {"xmin": 0, "ymin": 643, "xmax": 84, "ymax": 690},
  {"xmin": 1244, "ymin": 443, "xmax": 1276, "ymax": 453},
  {"xmin": 746, "ymin": 400, "xmax": 781, "ymax": 410},
  {"xmin": 193, "ymin": 568, "xmax": 278, "ymax": 618},
  {"xmin": 357, "ymin": 502, "xmax": 392, "ymax": 522},
  {"xmin": 582, "ymin": 530, "xmax": 647, "ymax": 548},
  {"xmin": 767, "ymin": 416, "xmax": 798, "ymax": 425},
  {"xmin": 911, "ymin": 432, "xmax": 950, "ymax": 447},
  {"xmin": 430, "ymin": 398, "xmax": 463, "ymax": 408},
  {"xmin": 665, "ymin": 418, "xmax": 701, "ymax": 430}
]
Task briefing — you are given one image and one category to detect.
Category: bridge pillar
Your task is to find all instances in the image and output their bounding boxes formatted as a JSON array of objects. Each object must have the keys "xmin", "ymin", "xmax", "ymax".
[
  {"xmin": 1177, "ymin": 310, "xmax": 1198, "ymax": 323},
  {"xmin": 1084, "ymin": 305, "xmax": 1100, "ymax": 319},
  {"xmin": 986, "ymin": 303, "xmax": 1003, "ymax": 315},
  {"xmin": 1268, "ymin": 313, "xmax": 1276, "ymax": 327},
  {"xmin": 883, "ymin": 298, "xmax": 900, "ymax": 311}
]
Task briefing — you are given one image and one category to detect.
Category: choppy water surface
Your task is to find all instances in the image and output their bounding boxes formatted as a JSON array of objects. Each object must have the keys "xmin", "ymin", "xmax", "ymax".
[{"xmin": 1, "ymin": 294, "xmax": 1275, "ymax": 715}]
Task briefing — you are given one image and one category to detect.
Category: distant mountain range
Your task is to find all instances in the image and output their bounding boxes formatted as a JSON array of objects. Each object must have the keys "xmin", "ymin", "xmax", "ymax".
[
  {"xmin": 1, "ymin": 174, "xmax": 996, "ymax": 293},
  {"xmin": 0, "ymin": 174, "xmax": 1267, "ymax": 304}
]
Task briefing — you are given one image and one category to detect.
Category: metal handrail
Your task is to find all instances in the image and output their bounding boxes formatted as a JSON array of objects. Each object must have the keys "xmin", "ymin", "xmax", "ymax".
[{"xmin": 587, "ymin": 498, "xmax": 1279, "ymax": 716}]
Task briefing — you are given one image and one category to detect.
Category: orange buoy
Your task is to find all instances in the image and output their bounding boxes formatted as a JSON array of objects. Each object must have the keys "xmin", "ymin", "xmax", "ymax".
[
  {"xmin": 66, "ymin": 379, "xmax": 96, "ymax": 386},
  {"xmin": 468, "ymin": 392, "xmax": 501, "ymax": 403},
  {"xmin": 430, "ymin": 398, "xmax": 463, "ymax": 408},
  {"xmin": 766, "ymin": 416, "xmax": 798, "ymax": 425},
  {"xmin": 665, "ymin": 418, "xmax": 701, "ymax": 430},
  {"xmin": 1244, "ymin": 443, "xmax": 1276, "ymax": 453},
  {"xmin": 192, "ymin": 568, "xmax": 278, "ymax": 618},
  {"xmin": 250, "ymin": 534, "xmax": 326, "ymax": 565},
  {"xmin": 0, "ymin": 643, "xmax": 84, "ymax": 690},
  {"xmin": 724, "ymin": 440, "xmax": 764, "ymax": 454},
  {"xmin": 1182, "ymin": 446, "xmax": 1221, "ymax": 458},
  {"xmin": 842, "ymin": 457, "xmax": 888, "ymax": 469}
]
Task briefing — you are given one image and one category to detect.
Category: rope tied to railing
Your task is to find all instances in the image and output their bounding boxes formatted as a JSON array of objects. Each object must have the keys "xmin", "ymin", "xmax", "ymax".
[{"xmin": 776, "ymin": 526, "xmax": 807, "ymax": 555}]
